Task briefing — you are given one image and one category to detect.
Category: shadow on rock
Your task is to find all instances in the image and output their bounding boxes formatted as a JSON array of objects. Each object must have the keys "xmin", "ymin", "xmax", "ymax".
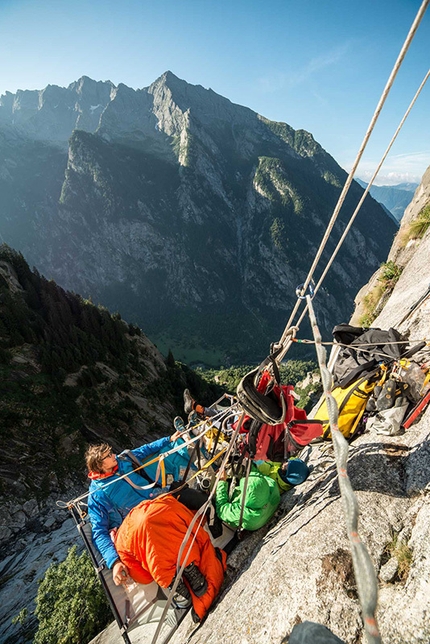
[
  {"xmin": 345, "ymin": 438, "xmax": 430, "ymax": 496},
  {"xmin": 282, "ymin": 620, "xmax": 346, "ymax": 643}
]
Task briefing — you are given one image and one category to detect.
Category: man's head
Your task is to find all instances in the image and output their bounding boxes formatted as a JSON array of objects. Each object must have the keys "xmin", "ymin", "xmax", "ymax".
[{"xmin": 85, "ymin": 443, "xmax": 116, "ymax": 474}]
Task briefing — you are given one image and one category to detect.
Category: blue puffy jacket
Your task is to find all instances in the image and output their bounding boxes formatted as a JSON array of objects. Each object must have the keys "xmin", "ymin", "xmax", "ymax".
[{"xmin": 88, "ymin": 436, "xmax": 191, "ymax": 568}]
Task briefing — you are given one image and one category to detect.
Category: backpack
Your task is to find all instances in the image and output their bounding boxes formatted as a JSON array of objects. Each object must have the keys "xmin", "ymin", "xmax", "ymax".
[
  {"xmin": 312, "ymin": 324, "xmax": 420, "ymax": 440},
  {"xmin": 313, "ymin": 371, "xmax": 380, "ymax": 439},
  {"xmin": 331, "ymin": 324, "xmax": 408, "ymax": 388}
]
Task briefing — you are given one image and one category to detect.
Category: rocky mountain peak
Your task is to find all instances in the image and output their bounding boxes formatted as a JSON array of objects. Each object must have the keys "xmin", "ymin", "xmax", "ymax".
[
  {"xmin": 70, "ymin": 75, "xmax": 113, "ymax": 94},
  {"xmin": 0, "ymin": 72, "xmax": 397, "ymax": 363},
  {"xmin": 150, "ymin": 69, "xmax": 186, "ymax": 91},
  {"xmin": 149, "ymin": 70, "xmax": 255, "ymax": 130},
  {"xmin": 0, "ymin": 76, "xmax": 115, "ymax": 144}
]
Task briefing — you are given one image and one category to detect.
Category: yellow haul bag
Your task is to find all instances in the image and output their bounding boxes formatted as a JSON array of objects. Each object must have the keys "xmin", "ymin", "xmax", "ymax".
[{"xmin": 313, "ymin": 375, "xmax": 378, "ymax": 439}]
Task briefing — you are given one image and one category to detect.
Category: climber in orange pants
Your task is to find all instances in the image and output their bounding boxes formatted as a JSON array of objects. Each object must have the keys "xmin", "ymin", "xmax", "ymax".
[{"xmin": 114, "ymin": 493, "xmax": 227, "ymax": 622}]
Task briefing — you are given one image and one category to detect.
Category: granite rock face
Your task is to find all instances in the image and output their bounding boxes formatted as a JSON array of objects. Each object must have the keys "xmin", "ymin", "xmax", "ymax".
[{"xmin": 0, "ymin": 502, "xmax": 81, "ymax": 644}]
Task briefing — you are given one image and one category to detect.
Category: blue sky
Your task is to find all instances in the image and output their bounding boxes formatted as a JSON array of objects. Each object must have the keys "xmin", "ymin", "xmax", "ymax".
[{"xmin": 1, "ymin": 0, "xmax": 429, "ymax": 185}]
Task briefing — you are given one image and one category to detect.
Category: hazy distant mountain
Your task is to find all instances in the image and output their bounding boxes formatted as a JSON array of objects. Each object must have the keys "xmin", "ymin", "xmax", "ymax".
[
  {"xmin": 356, "ymin": 179, "xmax": 418, "ymax": 222},
  {"xmin": 0, "ymin": 73, "xmax": 397, "ymax": 364}
]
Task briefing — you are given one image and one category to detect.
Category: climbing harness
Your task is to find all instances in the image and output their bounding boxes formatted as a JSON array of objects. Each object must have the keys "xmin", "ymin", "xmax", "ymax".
[{"xmin": 118, "ymin": 451, "xmax": 163, "ymax": 489}]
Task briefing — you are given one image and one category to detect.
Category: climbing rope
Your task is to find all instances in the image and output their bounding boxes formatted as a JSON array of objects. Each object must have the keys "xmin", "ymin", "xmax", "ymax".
[
  {"xmin": 292, "ymin": 337, "xmax": 429, "ymax": 363},
  {"xmin": 287, "ymin": 68, "xmax": 430, "ymax": 338},
  {"xmin": 274, "ymin": 0, "xmax": 430, "ymax": 363},
  {"xmin": 293, "ymin": 339, "xmax": 428, "ymax": 348},
  {"xmin": 313, "ymin": 69, "xmax": 429, "ymax": 296},
  {"xmin": 307, "ymin": 294, "xmax": 381, "ymax": 644}
]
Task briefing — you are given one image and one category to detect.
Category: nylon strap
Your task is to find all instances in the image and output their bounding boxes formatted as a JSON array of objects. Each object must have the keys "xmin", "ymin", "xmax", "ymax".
[{"xmin": 118, "ymin": 450, "xmax": 162, "ymax": 488}]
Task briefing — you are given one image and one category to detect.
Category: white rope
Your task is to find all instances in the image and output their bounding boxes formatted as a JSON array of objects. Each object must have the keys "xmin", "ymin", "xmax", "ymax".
[
  {"xmin": 290, "ymin": 68, "xmax": 430, "ymax": 334},
  {"xmin": 276, "ymin": 0, "xmax": 430, "ymax": 361}
]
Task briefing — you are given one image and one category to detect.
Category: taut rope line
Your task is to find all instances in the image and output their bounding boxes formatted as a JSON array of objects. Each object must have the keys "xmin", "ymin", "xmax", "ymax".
[
  {"xmin": 275, "ymin": 0, "xmax": 430, "ymax": 363},
  {"xmin": 290, "ymin": 68, "xmax": 430, "ymax": 334}
]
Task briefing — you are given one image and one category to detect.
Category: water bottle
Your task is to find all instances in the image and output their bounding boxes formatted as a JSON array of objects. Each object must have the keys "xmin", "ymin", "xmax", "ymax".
[{"xmin": 121, "ymin": 570, "xmax": 137, "ymax": 592}]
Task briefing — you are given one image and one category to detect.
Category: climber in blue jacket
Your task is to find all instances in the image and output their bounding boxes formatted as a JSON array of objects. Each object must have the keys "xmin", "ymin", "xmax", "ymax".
[{"xmin": 85, "ymin": 431, "xmax": 190, "ymax": 585}]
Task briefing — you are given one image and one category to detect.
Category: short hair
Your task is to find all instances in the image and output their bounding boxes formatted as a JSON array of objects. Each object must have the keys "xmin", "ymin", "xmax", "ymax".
[{"xmin": 85, "ymin": 443, "xmax": 112, "ymax": 473}]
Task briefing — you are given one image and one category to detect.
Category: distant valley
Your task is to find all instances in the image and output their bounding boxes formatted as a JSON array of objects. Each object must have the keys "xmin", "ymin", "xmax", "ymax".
[{"xmin": 356, "ymin": 179, "xmax": 418, "ymax": 223}]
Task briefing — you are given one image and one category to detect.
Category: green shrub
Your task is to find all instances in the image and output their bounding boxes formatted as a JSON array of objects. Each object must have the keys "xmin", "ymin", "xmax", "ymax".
[
  {"xmin": 270, "ymin": 217, "xmax": 285, "ymax": 250},
  {"xmin": 358, "ymin": 285, "xmax": 385, "ymax": 327},
  {"xmin": 358, "ymin": 261, "xmax": 402, "ymax": 326},
  {"xmin": 408, "ymin": 203, "xmax": 430, "ymax": 239},
  {"xmin": 12, "ymin": 607, "xmax": 28, "ymax": 625},
  {"xmin": 34, "ymin": 546, "xmax": 111, "ymax": 644},
  {"xmin": 380, "ymin": 260, "xmax": 402, "ymax": 283},
  {"xmin": 384, "ymin": 532, "xmax": 413, "ymax": 581}
]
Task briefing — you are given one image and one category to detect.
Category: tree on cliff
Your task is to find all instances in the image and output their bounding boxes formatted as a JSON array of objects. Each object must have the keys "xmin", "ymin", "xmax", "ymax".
[{"xmin": 34, "ymin": 546, "xmax": 111, "ymax": 644}]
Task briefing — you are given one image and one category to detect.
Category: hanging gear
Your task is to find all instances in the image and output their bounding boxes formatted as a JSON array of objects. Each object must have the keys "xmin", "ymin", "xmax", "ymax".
[
  {"xmin": 236, "ymin": 348, "xmax": 287, "ymax": 424},
  {"xmin": 242, "ymin": 386, "xmax": 323, "ymax": 460}
]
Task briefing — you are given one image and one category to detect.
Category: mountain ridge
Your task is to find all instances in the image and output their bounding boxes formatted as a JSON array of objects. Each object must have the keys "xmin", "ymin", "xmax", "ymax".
[{"xmin": 0, "ymin": 73, "xmax": 397, "ymax": 364}]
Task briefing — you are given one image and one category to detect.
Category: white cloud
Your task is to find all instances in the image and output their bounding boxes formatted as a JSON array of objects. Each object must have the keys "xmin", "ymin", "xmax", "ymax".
[
  {"xmin": 289, "ymin": 42, "xmax": 352, "ymax": 86},
  {"xmin": 357, "ymin": 170, "xmax": 422, "ymax": 186},
  {"xmin": 303, "ymin": 44, "xmax": 351, "ymax": 77},
  {"xmin": 351, "ymin": 151, "xmax": 430, "ymax": 186},
  {"xmin": 256, "ymin": 41, "xmax": 352, "ymax": 94}
]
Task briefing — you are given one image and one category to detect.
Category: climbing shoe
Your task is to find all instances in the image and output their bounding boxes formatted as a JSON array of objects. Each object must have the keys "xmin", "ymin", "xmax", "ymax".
[
  {"xmin": 183, "ymin": 389, "xmax": 196, "ymax": 414},
  {"xmin": 174, "ymin": 416, "xmax": 185, "ymax": 432},
  {"xmin": 184, "ymin": 389, "xmax": 206, "ymax": 417},
  {"xmin": 188, "ymin": 410, "xmax": 199, "ymax": 427},
  {"xmin": 376, "ymin": 379, "xmax": 397, "ymax": 411},
  {"xmin": 170, "ymin": 578, "xmax": 192, "ymax": 609},
  {"xmin": 183, "ymin": 562, "xmax": 207, "ymax": 597},
  {"xmin": 188, "ymin": 411, "xmax": 202, "ymax": 436}
]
